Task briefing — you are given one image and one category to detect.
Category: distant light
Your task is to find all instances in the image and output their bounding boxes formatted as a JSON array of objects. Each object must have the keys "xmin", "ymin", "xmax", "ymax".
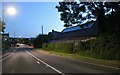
[
  {"xmin": 6, "ymin": 7, "xmax": 17, "ymax": 15},
  {"xmin": 19, "ymin": 36, "xmax": 21, "ymax": 38},
  {"xmin": 4, "ymin": 38, "xmax": 7, "ymax": 41}
]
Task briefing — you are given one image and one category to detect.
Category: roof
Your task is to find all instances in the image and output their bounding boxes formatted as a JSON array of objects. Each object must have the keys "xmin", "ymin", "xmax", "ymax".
[
  {"xmin": 2, "ymin": 33, "xmax": 9, "ymax": 36},
  {"xmin": 55, "ymin": 21, "xmax": 98, "ymax": 39},
  {"xmin": 62, "ymin": 21, "xmax": 95, "ymax": 33}
]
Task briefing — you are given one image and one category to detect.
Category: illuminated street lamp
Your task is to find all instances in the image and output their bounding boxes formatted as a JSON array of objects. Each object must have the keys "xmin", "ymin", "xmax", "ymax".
[
  {"xmin": 6, "ymin": 6, "xmax": 17, "ymax": 16},
  {"xmin": 2, "ymin": 6, "xmax": 17, "ymax": 32},
  {"xmin": 2, "ymin": 6, "xmax": 17, "ymax": 50}
]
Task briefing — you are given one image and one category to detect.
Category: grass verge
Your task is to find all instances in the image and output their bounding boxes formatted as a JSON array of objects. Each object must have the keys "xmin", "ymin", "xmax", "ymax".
[{"xmin": 35, "ymin": 49, "xmax": 120, "ymax": 68}]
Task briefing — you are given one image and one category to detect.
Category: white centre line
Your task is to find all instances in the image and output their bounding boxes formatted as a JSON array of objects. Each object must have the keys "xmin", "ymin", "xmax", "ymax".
[
  {"xmin": 37, "ymin": 61, "xmax": 41, "ymax": 64},
  {"xmin": 0, "ymin": 53, "xmax": 14, "ymax": 61},
  {"xmin": 26, "ymin": 50, "xmax": 65, "ymax": 75}
]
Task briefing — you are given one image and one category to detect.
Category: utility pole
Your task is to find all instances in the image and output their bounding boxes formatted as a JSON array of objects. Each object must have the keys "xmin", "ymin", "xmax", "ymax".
[
  {"xmin": 41, "ymin": 25, "xmax": 43, "ymax": 45},
  {"xmin": 14, "ymin": 32, "xmax": 15, "ymax": 46},
  {"xmin": 14, "ymin": 32, "xmax": 15, "ymax": 38},
  {"xmin": 42, "ymin": 25, "xmax": 43, "ymax": 35}
]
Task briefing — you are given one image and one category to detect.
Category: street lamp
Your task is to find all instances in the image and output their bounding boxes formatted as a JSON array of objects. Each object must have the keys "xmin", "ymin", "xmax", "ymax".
[
  {"xmin": 6, "ymin": 6, "xmax": 17, "ymax": 16},
  {"xmin": 2, "ymin": 6, "xmax": 17, "ymax": 50},
  {"xmin": 2, "ymin": 6, "xmax": 17, "ymax": 32}
]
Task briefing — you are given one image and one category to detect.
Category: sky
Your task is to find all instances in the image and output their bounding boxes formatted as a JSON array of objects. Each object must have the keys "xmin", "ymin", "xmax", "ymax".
[{"xmin": 2, "ymin": 2, "xmax": 64, "ymax": 38}]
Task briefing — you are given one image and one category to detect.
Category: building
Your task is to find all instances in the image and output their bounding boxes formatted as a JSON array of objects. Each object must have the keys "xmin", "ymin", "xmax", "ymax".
[
  {"xmin": 50, "ymin": 21, "xmax": 98, "ymax": 42},
  {"xmin": 48, "ymin": 30, "xmax": 60, "ymax": 42},
  {"xmin": 2, "ymin": 33, "xmax": 9, "ymax": 42},
  {"xmin": 2, "ymin": 33, "xmax": 10, "ymax": 50}
]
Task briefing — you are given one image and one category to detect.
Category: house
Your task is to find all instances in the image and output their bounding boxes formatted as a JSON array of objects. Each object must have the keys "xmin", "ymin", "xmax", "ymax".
[
  {"xmin": 2, "ymin": 33, "xmax": 9, "ymax": 42},
  {"xmin": 48, "ymin": 30, "xmax": 60, "ymax": 42},
  {"xmin": 50, "ymin": 21, "xmax": 98, "ymax": 42},
  {"xmin": 2, "ymin": 33, "xmax": 10, "ymax": 49}
]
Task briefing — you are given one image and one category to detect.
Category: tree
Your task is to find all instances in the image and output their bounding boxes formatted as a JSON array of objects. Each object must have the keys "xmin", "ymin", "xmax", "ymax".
[
  {"xmin": 33, "ymin": 34, "xmax": 49, "ymax": 48},
  {"xmin": 80, "ymin": 2, "xmax": 120, "ymax": 33},
  {"xmin": 0, "ymin": 20, "xmax": 6, "ymax": 33},
  {"xmin": 105, "ymin": 2, "xmax": 120, "ymax": 34},
  {"xmin": 56, "ymin": 1, "xmax": 120, "ymax": 34},
  {"xmin": 56, "ymin": 2, "xmax": 83, "ymax": 27},
  {"xmin": 0, "ymin": 19, "xmax": 5, "ymax": 32}
]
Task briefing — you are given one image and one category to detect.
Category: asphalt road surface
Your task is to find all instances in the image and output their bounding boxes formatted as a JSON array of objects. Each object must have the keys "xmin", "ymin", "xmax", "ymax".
[{"xmin": 1, "ymin": 45, "xmax": 120, "ymax": 75}]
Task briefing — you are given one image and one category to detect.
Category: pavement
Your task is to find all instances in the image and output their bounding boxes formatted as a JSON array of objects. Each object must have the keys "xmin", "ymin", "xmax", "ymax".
[
  {"xmin": 1, "ymin": 45, "xmax": 120, "ymax": 75},
  {"xmin": 0, "ymin": 47, "xmax": 15, "ymax": 60}
]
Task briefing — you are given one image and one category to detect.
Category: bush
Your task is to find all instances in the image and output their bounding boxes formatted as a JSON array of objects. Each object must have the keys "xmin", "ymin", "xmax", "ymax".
[
  {"xmin": 42, "ymin": 34, "xmax": 120, "ymax": 60},
  {"xmin": 42, "ymin": 42, "xmax": 74, "ymax": 53},
  {"xmin": 4, "ymin": 41, "xmax": 11, "ymax": 50}
]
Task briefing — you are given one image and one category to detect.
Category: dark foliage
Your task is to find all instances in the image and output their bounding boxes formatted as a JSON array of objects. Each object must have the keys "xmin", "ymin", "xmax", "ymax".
[
  {"xmin": 4, "ymin": 40, "xmax": 11, "ymax": 50},
  {"xmin": 33, "ymin": 34, "xmax": 49, "ymax": 48},
  {"xmin": 43, "ymin": 34, "xmax": 120, "ymax": 60},
  {"xmin": 56, "ymin": 1, "xmax": 120, "ymax": 34},
  {"xmin": 0, "ymin": 21, "xmax": 6, "ymax": 32}
]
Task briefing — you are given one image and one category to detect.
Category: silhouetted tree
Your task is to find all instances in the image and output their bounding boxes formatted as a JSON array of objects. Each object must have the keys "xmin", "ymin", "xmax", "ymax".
[
  {"xmin": 56, "ymin": 1, "xmax": 120, "ymax": 34},
  {"xmin": 0, "ymin": 20, "xmax": 5, "ymax": 32},
  {"xmin": 33, "ymin": 34, "xmax": 49, "ymax": 48},
  {"xmin": 105, "ymin": 2, "xmax": 120, "ymax": 34}
]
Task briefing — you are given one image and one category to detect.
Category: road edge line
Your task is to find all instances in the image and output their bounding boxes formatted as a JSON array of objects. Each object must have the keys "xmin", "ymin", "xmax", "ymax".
[
  {"xmin": 0, "ymin": 53, "xmax": 14, "ymax": 61},
  {"xmin": 26, "ymin": 51, "xmax": 65, "ymax": 75}
]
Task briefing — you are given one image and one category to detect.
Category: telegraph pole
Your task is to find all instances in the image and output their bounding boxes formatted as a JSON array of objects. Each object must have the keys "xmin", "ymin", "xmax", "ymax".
[
  {"xmin": 42, "ymin": 25, "xmax": 43, "ymax": 35},
  {"xmin": 14, "ymin": 32, "xmax": 15, "ymax": 46},
  {"xmin": 14, "ymin": 32, "xmax": 15, "ymax": 38},
  {"xmin": 41, "ymin": 25, "xmax": 43, "ymax": 46}
]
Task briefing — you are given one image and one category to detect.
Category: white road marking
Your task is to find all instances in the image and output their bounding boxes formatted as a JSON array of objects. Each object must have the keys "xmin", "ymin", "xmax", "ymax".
[
  {"xmin": 26, "ymin": 51, "xmax": 65, "ymax": 75},
  {"xmin": 37, "ymin": 61, "xmax": 41, "ymax": 64},
  {"xmin": 0, "ymin": 53, "xmax": 14, "ymax": 61}
]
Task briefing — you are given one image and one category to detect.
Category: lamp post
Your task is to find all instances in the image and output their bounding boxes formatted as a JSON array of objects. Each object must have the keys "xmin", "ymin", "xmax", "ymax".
[
  {"xmin": 2, "ymin": 9, "xmax": 5, "ymax": 51},
  {"xmin": 2, "ymin": 6, "xmax": 17, "ymax": 51}
]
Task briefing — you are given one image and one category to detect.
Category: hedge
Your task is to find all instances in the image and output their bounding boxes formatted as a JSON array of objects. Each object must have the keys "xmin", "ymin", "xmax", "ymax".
[
  {"xmin": 42, "ymin": 34, "xmax": 120, "ymax": 60},
  {"xmin": 42, "ymin": 42, "xmax": 74, "ymax": 53}
]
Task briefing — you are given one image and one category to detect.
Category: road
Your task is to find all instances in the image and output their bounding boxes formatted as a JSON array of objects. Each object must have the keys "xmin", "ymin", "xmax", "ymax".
[{"xmin": 1, "ymin": 45, "xmax": 120, "ymax": 75}]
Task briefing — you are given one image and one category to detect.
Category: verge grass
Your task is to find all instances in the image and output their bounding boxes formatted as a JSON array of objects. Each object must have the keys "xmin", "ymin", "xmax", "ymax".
[{"xmin": 36, "ymin": 49, "xmax": 120, "ymax": 68}]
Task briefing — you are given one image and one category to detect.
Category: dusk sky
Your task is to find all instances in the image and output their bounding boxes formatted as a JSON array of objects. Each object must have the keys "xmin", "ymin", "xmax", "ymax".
[{"xmin": 2, "ymin": 2, "xmax": 64, "ymax": 38}]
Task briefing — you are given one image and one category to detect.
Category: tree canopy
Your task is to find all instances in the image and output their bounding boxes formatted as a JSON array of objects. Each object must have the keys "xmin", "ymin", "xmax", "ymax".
[
  {"xmin": 0, "ymin": 20, "xmax": 6, "ymax": 33},
  {"xmin": 56, "ymin": 1, "xmax": 120, "ymax": 34}
]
